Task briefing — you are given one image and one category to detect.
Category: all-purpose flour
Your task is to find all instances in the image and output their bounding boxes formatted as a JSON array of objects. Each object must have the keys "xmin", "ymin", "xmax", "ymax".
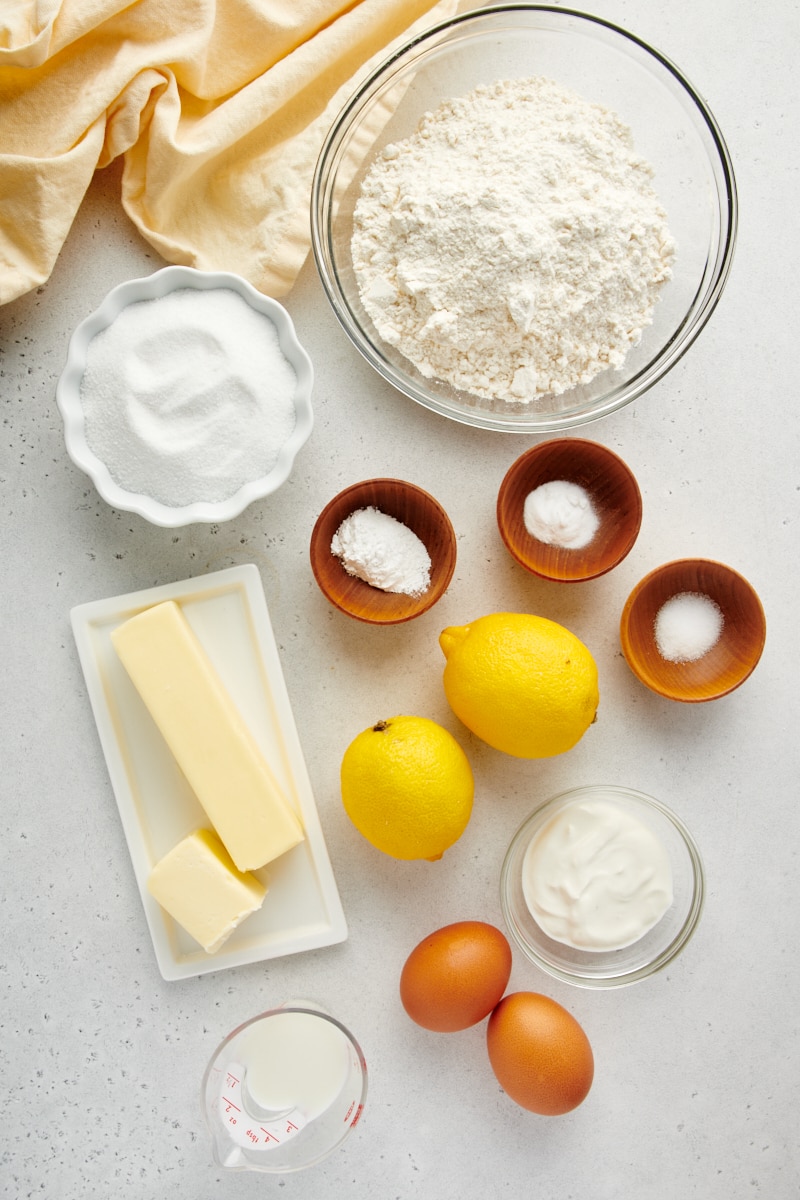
[{"xmin": 351, "ymin": 77, "xmax": 676, "ymax": 403}]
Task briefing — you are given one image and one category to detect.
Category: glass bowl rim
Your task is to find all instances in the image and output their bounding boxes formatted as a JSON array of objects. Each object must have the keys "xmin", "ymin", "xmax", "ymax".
[
  {"xmin": 499, "ymin": 783, "xmax": 705, "ymax": 988},
  {"xmin": 311, "ymin": 2, "xmax": 738, "ymax": 434}
]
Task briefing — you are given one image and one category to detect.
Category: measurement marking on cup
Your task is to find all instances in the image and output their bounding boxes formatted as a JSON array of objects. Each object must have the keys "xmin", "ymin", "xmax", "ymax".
[
  {"xmin": 205, "ymin": 1012, "xmax": 366, "ymax": 1168},
  {"xmin": 218, "ymin": 1062, "xmax": 309, "ymax": 1151}
]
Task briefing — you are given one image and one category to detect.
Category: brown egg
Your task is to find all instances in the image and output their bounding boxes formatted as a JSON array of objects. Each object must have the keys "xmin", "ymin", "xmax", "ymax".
[
  {"xmin": 487, "ymin": 992, "xmax": 594, "ymax": 1115},
  {"xmin": 400, "ymin": 921, "xmax": 513, "ymax": 1032}
]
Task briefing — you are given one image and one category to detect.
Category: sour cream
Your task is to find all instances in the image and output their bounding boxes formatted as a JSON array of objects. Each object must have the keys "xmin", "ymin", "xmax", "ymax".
[{"xmin": 522, "ymin": 798, "xmax": 673, "ymax": 951}]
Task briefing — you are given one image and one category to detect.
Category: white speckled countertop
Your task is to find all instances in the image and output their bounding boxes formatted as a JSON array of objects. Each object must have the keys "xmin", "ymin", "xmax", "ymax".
[{"xmin": 3, "ymin": 2, "xmax": 799, "ymax": 1196}]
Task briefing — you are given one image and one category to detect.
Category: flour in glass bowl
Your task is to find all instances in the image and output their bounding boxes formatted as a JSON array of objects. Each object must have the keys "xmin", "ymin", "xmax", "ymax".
[{"xmin": 351, "ymin": 76, "xmax": 676, "ymax": 404}]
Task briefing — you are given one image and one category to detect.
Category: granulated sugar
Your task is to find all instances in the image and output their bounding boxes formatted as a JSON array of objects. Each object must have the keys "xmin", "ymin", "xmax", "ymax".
[
  {"xmin": 80, "ymin": 288, "xmax": 298, "ymax": 507},
  {"xmin": 351, "ymin": 76, "xmax": 675, "ymax": 403}
]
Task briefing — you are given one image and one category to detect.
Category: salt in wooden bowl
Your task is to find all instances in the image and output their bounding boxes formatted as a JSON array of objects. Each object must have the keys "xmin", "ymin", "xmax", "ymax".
[
  {"xmin": 620, "ymin": 558, "xmax": 766, "ymax": 702},
  {"xmin": 310, "ymin": 478, "xmax": 457, "ymax": 624},
  {"xmin": 496, "ymin": 439, "xmax": 642, "ymax": 582}
]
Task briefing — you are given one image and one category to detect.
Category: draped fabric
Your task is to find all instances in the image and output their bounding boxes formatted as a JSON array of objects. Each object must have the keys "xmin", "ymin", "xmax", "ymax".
[{"xmin": 0, "ymin": 0, "xmax": 464, "ymax": 304}]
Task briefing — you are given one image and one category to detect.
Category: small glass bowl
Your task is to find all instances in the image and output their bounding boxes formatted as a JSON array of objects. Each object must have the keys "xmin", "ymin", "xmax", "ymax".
[
  {"xmin": 496, "ymin": 439, "xmax": 642, "ymax": 582},
  {"xmin": 311, "ymin": 5, "xmax": 737, "ymax": 433},
  {"xmin": 500, "ymin": 785, "xmax": 704, "ymax": 988},
  {"xmin": 56, "ymin": 266, "xmax": 314, "ymax": 527}
]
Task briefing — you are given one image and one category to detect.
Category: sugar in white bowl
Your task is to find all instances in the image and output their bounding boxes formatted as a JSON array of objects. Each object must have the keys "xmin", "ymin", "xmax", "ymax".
[{"xmin": 57, "ymin": 266, "xmax": 314, "ymax": 527}]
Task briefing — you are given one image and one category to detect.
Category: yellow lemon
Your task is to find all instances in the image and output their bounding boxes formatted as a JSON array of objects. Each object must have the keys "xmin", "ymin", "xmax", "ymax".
[
  {"xmin": 439, "ymin": 613, "xmax": 599, "ymax": 759},
  {"xmin": 340, "ymin": 715, "xmax": 474, "ymax": 861}
]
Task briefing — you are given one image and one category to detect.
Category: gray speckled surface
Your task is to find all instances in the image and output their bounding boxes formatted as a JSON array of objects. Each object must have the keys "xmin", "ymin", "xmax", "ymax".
[{"xmin": 3, "ymin": 2, "xmax": 799, "ymax": 1196}]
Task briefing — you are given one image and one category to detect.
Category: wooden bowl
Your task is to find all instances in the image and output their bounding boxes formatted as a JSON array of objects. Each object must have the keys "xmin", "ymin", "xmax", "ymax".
[
  {"xmin": 310, "ymin": 478, "xmax": 457, "ymax": 624},
  {"xmin": 620, "ymin": 559, "xmax": 766, "ymax": 702},
  {"xmin": 496, "ymin": 439, "xmax": 642, "ymax": 582}
]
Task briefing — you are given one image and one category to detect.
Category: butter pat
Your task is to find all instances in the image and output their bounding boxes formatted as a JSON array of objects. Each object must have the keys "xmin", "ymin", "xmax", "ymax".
[
  {"xmin": 111, "ymin": 600, "xmax": 304, "ymax": 871},
  {"xmin": 148, "ymin": 828, "xmax": 267, "ymax": 954}
]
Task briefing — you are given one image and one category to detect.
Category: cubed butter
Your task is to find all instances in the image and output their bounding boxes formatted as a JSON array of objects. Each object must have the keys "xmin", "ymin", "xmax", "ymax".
[
  {"xmin": 111, "ymin": 600, "xmax": 304, "ymax": 871},
  {"xmin": 147, "ymin": 828, "xmax": 267, "ymax": 954}
]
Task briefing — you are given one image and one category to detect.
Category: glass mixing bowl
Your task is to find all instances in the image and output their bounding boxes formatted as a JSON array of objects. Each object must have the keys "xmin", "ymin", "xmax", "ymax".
[{"xmin": 311, "ymin": 4, "xmax": 737, "ymax": 433}]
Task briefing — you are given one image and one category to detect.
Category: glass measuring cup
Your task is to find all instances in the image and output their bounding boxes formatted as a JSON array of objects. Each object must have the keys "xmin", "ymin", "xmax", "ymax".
[{"xmin": 201, "ymin": 1002, "xmax": 367, "ymax": 1173}]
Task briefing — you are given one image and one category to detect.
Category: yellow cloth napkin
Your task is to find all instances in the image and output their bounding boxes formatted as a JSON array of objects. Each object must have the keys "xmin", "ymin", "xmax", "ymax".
[{"xmin": 0, "ymin": 0, "xmax": 468, "ymax": 305}]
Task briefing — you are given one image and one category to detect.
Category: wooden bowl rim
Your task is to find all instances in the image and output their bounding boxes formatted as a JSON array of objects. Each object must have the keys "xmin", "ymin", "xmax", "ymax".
[
  {"xmin": 309, "ymin": 477, "xmax": 457, "ymax": 624},
  {"xmin": 497, "ymin": 438, "xmax": 642, "ymax": 582},
  {"xmin": 619, "ymin": 557, "xmax": 767, "ymax": 702}
]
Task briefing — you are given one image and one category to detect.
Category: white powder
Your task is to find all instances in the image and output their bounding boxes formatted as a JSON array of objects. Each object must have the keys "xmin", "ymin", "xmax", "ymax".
[
  {"xmin": 80, "ymin": 288, "xmax": 298, "ymax": 507},
  {"xmin": 654, "ymin": 592, "xmax": 724, "ymax": 663},
  {"xmin": 524, "ymin": 480, "xmax": 599, "ymax": 549},
  {"xmin": 351, "ymin": 76, "xmax": 675, "ymax": 403},
  {"xmin": 331, "ymin": 506, "xmax": 431, "ymax": 596}
]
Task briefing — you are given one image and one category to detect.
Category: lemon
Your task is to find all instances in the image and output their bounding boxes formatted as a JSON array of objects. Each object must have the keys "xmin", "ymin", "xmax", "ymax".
[
  {"xmin": 340, "ymin": 715, "xmax": 474, "ymax": 861},
  {"xmin": 439, "ymin": 613, "xmax": 599, "ymax": 759}
]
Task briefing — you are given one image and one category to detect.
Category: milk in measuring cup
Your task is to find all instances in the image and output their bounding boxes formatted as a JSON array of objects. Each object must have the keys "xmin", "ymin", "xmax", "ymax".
[
  {"xmin": 241, "ymin": 1009, "xmax": 350, "ymax": 1120},
  {"xmin": 203, "ymin": 1004, "xmax": 367, "ymax": 1172}
]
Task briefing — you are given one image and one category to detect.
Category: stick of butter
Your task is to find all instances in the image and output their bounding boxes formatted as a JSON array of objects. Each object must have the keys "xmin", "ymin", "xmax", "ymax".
[
  {"xmin": 111, "ymin": 600, "xmax": 304, "ymax": 871},
  {"xmin": 148, "ymin": 828, "xmax": 267, "ymax": 954}
]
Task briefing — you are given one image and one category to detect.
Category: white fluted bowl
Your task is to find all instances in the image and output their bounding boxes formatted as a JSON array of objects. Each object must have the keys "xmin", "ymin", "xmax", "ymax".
[{"xmin": 56, "ymin": 266, "xmax": 314, "ymax": 527}]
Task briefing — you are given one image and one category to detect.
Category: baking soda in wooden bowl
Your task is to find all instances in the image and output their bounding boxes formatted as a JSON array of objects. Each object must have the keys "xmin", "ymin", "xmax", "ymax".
[
  {"xmin": 496, "ymin": 440, "xmax": 642, "ymax": 583},
  {"xmin": 522, "ymin": 480, "xmax": 600, "ymax": 550}
]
